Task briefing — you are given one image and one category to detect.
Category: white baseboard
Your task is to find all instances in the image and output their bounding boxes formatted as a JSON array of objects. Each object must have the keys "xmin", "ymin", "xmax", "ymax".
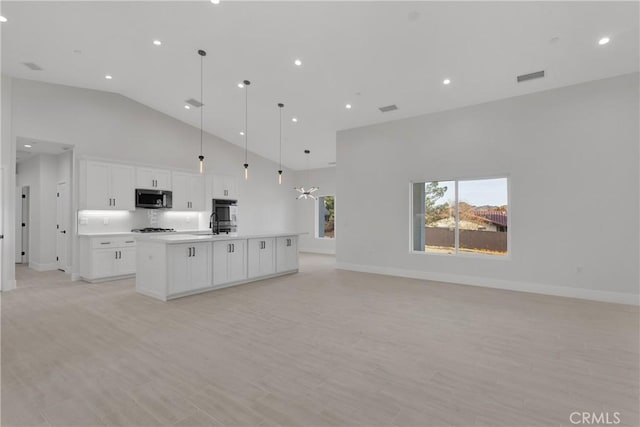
[
  {"xmin": 336, "ymin": 262, "xmax": 639, "ymax": 306},
  {"xmin": 28, "ymin": 261, "xmax": 59, "ymax": 272},
  {"xmin": 1, "ymin": 279, "xmax": 17, "ymax": 292},
  {"xmin": 299, "ymin": 249, "xmax": 336, "ymax": 255}
]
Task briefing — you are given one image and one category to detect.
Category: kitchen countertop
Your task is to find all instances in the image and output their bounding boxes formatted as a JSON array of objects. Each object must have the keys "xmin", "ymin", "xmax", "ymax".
[
  {"xmin": 136, "ymin": 232, "xmax": 305, "ymax": 244},
  {"xmin": 78, "ymin": 230, "xmax": 211, "ymax": 237}
]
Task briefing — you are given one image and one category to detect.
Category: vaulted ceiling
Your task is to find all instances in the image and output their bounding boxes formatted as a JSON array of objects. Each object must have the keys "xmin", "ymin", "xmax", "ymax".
[{"xmin": 2, "ymin": 1, "xmax": 638, "ymax": 169}]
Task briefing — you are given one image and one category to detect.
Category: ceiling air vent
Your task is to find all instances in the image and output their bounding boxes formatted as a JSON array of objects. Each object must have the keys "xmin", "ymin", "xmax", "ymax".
[
  {"xmin": 185, "ymin": 98, "xmax": 203, "ymax": 108},
  {"xmin": 379, "ymin": 104, "xmax": 398, "ymax": 113},
  {"xmin": 23, "ymin": 62, "xmax": 43, "ymax": 71},
  {"xmin": 517, "ymin": 70, "xmax": 544, "ymax": 83}
]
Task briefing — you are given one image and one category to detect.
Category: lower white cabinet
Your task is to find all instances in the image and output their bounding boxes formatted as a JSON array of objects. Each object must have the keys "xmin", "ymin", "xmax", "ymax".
[
  {"xmin": 79, "ymin": 236, "xmax": 137, "ymax": 281},
  {"xmin": 276, "ymin": 236, "xmax": 298, "ymax": 273},
  {"xmin": 167, "ymin": 242, "xmax": 212, "ymax": 295},
  {"xmin": 212, "ymin": 240, "xmax": 246, "ymax": 286},
  {"xmin": 248, "ymin": 237, "xmax": 275, "ymax": 279}
]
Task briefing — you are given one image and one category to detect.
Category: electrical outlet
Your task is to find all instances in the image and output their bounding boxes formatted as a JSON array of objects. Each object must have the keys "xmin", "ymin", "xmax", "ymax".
[
  {"xmin": 103, "ymin": 217, "xmax": 109, "ymax": 225},
  {"xmin": 186, "ymin": 216, "xmax": 191, "ymax": 223},
  {"xmin": 79, "ymin": 217, "xmax": 88, "ymax": 225}
]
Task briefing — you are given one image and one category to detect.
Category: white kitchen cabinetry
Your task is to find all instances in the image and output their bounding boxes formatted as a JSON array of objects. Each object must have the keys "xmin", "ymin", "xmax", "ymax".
[
  {"xmin": 81, "ymin": 161, "xmax": 135, "ymax": 210},
  {"xmin": 136, "ymin": 167, "xmax": 171, "ymax": 190},
  {"xmin": 248, "ymin": 238, "xmax": 275, "ymax": 279},
  {"xmin": 167, "ymin": 242, "xmax": 212, "ymax": 295},
  {"xmin": 213, "ymin": 239, "xmax": 246, "ymax": 286},
  {"xmin": 172, "ymin": 172, "xmax": 205, "ymax": 211},
  {"xmin": 276, "ymin": 236, "xmax": 298, "ymax": 273},
  {"xmin": 79, "ymin": 236, "xmax": 137, "ymax": 281},
  {"xmin": 211, "ymin": 174, "xmax": 238, "ymax": 200}
]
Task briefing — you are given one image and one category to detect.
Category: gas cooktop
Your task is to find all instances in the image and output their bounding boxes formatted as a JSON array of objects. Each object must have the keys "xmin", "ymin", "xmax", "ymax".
[{"xmin": 131, "ymin": 227, "xmax": 176, "ymax": 233}]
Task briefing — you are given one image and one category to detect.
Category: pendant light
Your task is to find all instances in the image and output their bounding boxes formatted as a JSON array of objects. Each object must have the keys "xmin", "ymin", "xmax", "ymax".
[
  {"xmin": 294, "ymin": 149, "xmax": 319, "ymax": 200},
  {"xmin": 197, "ymin": 49, "xmax": 206, "ymax": 174},
  {"xmin": 242, "ymin": 80, "xmax": 251, "ymax": 180},
  {"xmin": 277, "ymin": 102, "xmax": 284, "ymax": 184}
]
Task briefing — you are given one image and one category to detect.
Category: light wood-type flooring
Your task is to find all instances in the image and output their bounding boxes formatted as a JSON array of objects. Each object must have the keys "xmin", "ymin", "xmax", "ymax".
[{"xmin": 2, "ymin": 255, "xmax": 638, "ymax": 427}]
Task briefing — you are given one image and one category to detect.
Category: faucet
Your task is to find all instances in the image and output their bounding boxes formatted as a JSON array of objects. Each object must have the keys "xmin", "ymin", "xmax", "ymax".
[{"xmin": 209, "ymin": 212, "xmax": 218, "ymax": 235}]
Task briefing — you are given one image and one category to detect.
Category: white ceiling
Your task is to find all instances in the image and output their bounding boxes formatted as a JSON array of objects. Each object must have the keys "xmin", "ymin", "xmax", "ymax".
[
  {"xmin": 15, "ymin": 137, "xmax": 73, "ymax": 163},
  {"xmin": 2, "ymin": 1, "xmax": 638, "ymax": 169}
]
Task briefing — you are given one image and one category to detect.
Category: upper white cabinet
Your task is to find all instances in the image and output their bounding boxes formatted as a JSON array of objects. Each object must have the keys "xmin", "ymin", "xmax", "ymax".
[
  {"xmin": 80, "ymin": 161, "xmax": 135, "ymax": 210},
  {"xmin": 276, "ymin": 236, "xmax": 298, "ymax": 273},
  {"xmin": 211, "ymin": 174, "xmax": 238, "ymax": 200},
  {"xmin": 136, "ymin": 167, "xmax": 171, "ymax": 190},
  {"xmin": 172, "ymin": 172, "xmax": 206, "ymax": 211},
  {"xmin": 247, "ymin": 237, "xmax": 275, "ymax": 279}
]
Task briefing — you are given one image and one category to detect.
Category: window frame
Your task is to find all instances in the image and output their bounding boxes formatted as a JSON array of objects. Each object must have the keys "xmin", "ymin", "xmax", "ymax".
[
  {"xmin": 409, "ymin": 174, "xmax": 511, "ymax": 260},
  {"xmin": 315, "ymin": 194, "xmax": 335, "ymax": 240}
]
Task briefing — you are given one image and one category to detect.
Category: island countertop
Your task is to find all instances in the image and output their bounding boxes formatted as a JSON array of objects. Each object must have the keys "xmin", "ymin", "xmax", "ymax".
[{"xmin": 135, "ymin": 232, "xmax": 305, "ymax": 244}]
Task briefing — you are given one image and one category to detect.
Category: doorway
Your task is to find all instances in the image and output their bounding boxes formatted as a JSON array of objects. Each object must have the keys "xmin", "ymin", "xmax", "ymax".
[
  {"xmin": 56, "ymin": 181, "xmax": 70, "ymax": 271},
  {"xmin": 15, "ymin": 186, "xmax": 29, "ymax": 264}
]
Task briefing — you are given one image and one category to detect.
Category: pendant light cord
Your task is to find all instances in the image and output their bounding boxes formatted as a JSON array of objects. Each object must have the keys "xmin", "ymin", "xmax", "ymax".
[
  {"xmin": 200, "ymin": 53, "xmax": 204, "ymax": 157},
  {"xmin": 244, "ymin": 83, "xmax": 248, "ymax": 164},
  {"xmin": 279, "ymin": 106, "xmax": 282, "ymax": 170}
]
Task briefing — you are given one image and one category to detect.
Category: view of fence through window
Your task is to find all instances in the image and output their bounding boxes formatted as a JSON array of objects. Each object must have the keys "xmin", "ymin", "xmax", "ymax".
[
  {"xmin": 317, "ymin": 196, "xmax": 335, "ymax": 239},
  {"xmin": 412, "ymin": 178, "xmax": 508, "ymax": 256}
]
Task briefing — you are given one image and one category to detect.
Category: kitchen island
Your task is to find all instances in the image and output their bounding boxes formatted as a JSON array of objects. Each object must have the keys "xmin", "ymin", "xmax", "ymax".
[{"xmin": 135, "ymin": 233, "xmax": 302, "ymax": 301}]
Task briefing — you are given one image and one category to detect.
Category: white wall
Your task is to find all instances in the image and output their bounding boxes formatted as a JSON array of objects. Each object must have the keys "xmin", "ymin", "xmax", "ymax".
[
  {"xmin": 1, "ymin": 74, "xmax": 17, "ymax": 290},
  {"xmin": 294, "ymin": 167, "xmax": 336, "ymax": 254},
  {"xmin": 8, "ymin": 77, "xmax": 297, "ymax": 280},
  {"xmin": 336, "ymin": 73, "xmax": 639, "ymax": 304}
]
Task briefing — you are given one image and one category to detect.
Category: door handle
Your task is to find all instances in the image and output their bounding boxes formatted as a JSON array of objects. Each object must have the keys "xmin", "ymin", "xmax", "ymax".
[
  {"xmin": 231, "ymin": 243, "xmax": 235, "ymax": 253},
  {"xmin": 227, "ymin": 244, "xmax": 231, "ymax": 253},
  {"xmin": 118, "ymin": 250, "xmax": 121, "ymax": 259},
  {"xmin": 192, "ymin": 246, "xmax": 196, "ymax": 256},
  {"xmin": 61, "ymin": 230, "xmax": 66, "ymax": 234},
  {"xmin": 113, "ymin": 198, "xmax": 116, "ymax": 207},
  {"xmin": 188, "ymin": 247, "xmax": 191, "ymax": 257}
]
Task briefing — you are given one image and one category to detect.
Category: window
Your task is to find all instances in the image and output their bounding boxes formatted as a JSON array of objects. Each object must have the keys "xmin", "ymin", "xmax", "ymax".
[
  {"xmin": 412, "ymin": 177, "xmax": 508, "ymax": 256},
  {"xmin": 317, "ymin": 196, "xmax": 335, "ymax": 239}
]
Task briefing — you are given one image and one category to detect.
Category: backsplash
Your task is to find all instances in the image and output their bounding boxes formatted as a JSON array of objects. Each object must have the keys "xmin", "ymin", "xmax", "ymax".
[{"xmin": 77, "ymin": 209, "xmax": 209, "ymax": 234}]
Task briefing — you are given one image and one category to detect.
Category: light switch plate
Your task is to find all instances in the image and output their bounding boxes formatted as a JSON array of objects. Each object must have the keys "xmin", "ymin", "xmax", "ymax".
[{"xmin": 79, "ymin": 217, "xmax": 88, "ymax": 225}]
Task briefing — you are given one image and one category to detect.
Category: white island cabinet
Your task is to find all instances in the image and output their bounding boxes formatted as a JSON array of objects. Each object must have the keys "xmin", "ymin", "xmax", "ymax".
[{"xmin": 136, "ymin": 233, "xmax": 301, "ymax": 301}]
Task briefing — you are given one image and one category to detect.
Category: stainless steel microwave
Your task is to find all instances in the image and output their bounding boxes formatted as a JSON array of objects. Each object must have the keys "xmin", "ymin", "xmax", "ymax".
[{"xmin": 135, "ymin": 189, "xmax": 172, "ymax": 209}]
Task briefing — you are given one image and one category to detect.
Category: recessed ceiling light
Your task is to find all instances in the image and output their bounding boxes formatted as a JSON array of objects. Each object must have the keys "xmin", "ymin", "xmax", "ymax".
[
  {"xmin": 240, "ymin": 131, "xmax": 245, "ymax": 136},
  {"xmin": 184, "ymin": 105, "xmax": 191, "ymax": 110},
  {"xmin": 443, "ymin": 78, "xmax": 451, "ymax": 85},
  {"xmin": 237, "ymin": 82, "xmax": 244, "ymax": 88},
  {"xmin": 105, "ymin": 75, "xmax": 113, "ymax": 80},
  {"xmin": 0, "ymin": 16, "xmax": 7, "ymax": 23},
  {"xmin": 24, "ymin": 144, "xmax": 32, "ymax": 148},
  {"xmin": 345, "ymin": 104, "xmax": 352, "ymax": 109},
  {"xmin": 211, "ymin": 0, "xmax": 220, "ymax": 4},
  {"xmin": 598, "ymin": 37, "xmax": 610, "ymax": 45},
  {"xmin": 292, "ymin": 117, "xmax": 298, "ymax": 123},
  {"xmin": 153, "ymin": 40, "xmax": 162, "ymax": 46},
  {"xmin": 294, "ymin": 59, "xmax": 302, "ymax": 67}
]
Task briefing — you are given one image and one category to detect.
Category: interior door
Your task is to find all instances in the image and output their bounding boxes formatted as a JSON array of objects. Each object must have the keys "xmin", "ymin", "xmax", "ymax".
[{"xmin": 56, "ymin": 182, "xmax": 69, "ymax": 271}]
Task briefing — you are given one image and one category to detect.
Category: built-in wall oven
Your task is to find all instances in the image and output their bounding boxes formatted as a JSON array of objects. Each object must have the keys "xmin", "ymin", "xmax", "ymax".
[{"xmin": 210, "ymin": 199, "xmax": 238, "ymax": 234}]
